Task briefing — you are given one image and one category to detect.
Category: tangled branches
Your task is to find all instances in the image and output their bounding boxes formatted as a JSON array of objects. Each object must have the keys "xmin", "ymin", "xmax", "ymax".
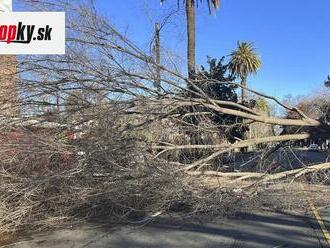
[{"xmin": 0, "ymin": 0, "xmax": 329, "ymax": 236}]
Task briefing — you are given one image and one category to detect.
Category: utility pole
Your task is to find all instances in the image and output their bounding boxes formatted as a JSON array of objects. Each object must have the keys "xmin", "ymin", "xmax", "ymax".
[{"xmin": 153, "ymin": 22, "xmax": 161, "ymax": 91}]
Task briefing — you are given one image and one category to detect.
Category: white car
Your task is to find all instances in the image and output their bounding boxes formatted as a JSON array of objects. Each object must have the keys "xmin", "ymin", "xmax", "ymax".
[{"xmin": 308, "ymin": 144, "xmax": 319, "ymax": 151}]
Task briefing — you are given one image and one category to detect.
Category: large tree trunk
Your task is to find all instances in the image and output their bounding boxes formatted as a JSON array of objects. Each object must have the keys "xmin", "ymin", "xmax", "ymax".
[{"xmin": 186, "ymin": 0, "xmax": 196, "ymax": 80}]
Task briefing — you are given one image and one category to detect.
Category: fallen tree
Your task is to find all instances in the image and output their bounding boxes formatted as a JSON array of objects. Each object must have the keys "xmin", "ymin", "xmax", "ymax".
[
  {"xmin": 14, "ymin": 0, "xmax": 330, "ymax": 197},
  {"xmin": 0, "ymin": 0, "xmax": 329, "ymax": 236}
]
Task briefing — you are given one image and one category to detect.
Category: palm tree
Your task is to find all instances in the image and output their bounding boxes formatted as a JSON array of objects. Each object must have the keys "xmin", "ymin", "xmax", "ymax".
[
  {"xmin": 160, "ymin": 0, "xmax": 221, "ymax": 79},
  {"xmin": 229, "ymin": 42, "xmax": 261, "ymax": 102}
]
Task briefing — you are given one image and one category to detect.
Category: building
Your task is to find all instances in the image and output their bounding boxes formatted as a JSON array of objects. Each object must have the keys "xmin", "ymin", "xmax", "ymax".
[{"xmin": 0, "ymin": 56, "xmax": 18, "ymax": 116}]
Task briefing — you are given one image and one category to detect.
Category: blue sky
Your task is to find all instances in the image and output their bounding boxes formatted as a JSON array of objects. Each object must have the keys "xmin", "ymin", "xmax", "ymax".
[{"xmin": 16, "ymin": 0, "xmax": 330, "ymax": 99}]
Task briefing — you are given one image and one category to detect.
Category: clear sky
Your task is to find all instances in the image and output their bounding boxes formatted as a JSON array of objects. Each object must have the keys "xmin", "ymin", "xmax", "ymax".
[{"xmin": 15, "ymin": 0, "xmax": 330, "ymax": 99}]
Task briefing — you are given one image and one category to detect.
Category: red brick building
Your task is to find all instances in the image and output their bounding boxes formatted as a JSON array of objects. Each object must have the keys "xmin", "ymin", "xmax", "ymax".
[{"xmin": 0, "ymin": 55, "xmax": 18, "ymax": 117}]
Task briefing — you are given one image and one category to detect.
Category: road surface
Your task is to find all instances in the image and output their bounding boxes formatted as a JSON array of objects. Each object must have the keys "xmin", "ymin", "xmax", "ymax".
[
  {"xmin": 229, "ymin": 149, "xmax": 330, "ymax": 172},
  {"xmin": 4, "ymin": 210, "xmax": 329, "ymax": 248}
]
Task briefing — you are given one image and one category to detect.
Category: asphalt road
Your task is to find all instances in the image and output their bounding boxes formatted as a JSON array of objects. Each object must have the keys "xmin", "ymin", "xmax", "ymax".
[
  {"xmin": 320, "ymin": 207, "xmax": 330, "ymax": 247},
  {"xmin": 228, "ymin": 149, "xmax": 330, "ymax": 172},
  {"xmin": 4, "ymin": 210, "xmax": 329, "ymax": 248}
]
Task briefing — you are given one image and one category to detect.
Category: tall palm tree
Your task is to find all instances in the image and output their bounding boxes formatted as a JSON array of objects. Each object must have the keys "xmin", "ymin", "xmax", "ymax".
[
  {"xmin": 160, "ymin": 0, "xmax": 221, "ymax": 79},
  {"xmin": 229, "ymin": 42, "xmax": 261, "ymax": 102}
]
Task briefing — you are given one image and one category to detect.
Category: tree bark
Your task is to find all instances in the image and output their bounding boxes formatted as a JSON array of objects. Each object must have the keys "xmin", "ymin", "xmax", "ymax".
[
  {"xmin": 186, "ymin": 0, "xmax": 196, "ymax": 79},
  {"xmin": 241, "ymin": 77, "xmax": 247, "ymax": 103}
]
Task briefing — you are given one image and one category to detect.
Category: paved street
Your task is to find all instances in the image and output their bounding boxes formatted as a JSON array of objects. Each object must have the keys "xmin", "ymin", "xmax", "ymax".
[
  {"xmin": 230, "ymin": 149, "xmax": 330, "ymax": 172},
  {"xmin": 320, "ymin": 207, "xmax": 330, "ymax": 246},
  {"xmin": 4, "ymin": 210, "xmax": 329, "ymax": 248}
]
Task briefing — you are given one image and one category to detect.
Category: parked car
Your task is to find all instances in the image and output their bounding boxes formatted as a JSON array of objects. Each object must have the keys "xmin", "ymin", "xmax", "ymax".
[{"xmin": 308, "ymin": 144, "xmax": 320, "ymax": 151}]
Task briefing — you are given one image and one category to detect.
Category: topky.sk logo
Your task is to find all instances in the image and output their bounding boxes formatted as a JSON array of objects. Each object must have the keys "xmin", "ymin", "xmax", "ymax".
[
  {"xmin": 0, "ymin": 0, "xmax": 65, "ymax": 55},
  {"xmin": 0, "ymin": 22, "xmax": 53, "ymax": 44}
]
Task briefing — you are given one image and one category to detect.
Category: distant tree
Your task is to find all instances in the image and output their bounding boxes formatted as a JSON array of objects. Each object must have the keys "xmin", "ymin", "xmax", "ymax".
[
  {"xmin": 229, "ymin": 42, "xmax": 261, "ymax": 103},
  {"xmin": 197, "ymin": 56, "xmax": 237, "ymax": 101},
  {"xmin": 325, "ymin": 75, "xmax": 330, "ymax": 88},
  {"xmin": 250, "ymin": 98, "xmax": 274, "ymax": 143},
  {"xmin": 160, "ymin": 0, "xmax": 221, "ymax": 79},
  {"xmin": 255, "ymin": 97, "xmax": 271, "ymax": 115},
  {"xmin": 193, "ymin": 57, "xmax": 245, "ymax": 143},
  {"xmin": 283, "ymin": 94, "xmax": 330, "ymax": 147}
]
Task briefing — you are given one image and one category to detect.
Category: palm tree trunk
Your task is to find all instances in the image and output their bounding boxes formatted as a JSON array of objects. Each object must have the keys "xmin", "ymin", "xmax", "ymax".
[
  {"xmin": 241, "ymin": 77, "xmax": 248, "ymax": 151},
  {"xmin": 241, "ymin": 77, "xmax": 247, "ymax": 103},
  {"xmin": 186, "ymin": 0, "xmax": 196, "ymax": 80}
]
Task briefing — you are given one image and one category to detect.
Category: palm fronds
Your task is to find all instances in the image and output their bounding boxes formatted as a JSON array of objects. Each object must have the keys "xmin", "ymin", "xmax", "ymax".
[
  {"xmin": 160, "ymin": 0, "xmax": 221, "ymax": 14},
  {"xmin": 229, "ymin": 42, "xmax": 261, "ymax": 79}
]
